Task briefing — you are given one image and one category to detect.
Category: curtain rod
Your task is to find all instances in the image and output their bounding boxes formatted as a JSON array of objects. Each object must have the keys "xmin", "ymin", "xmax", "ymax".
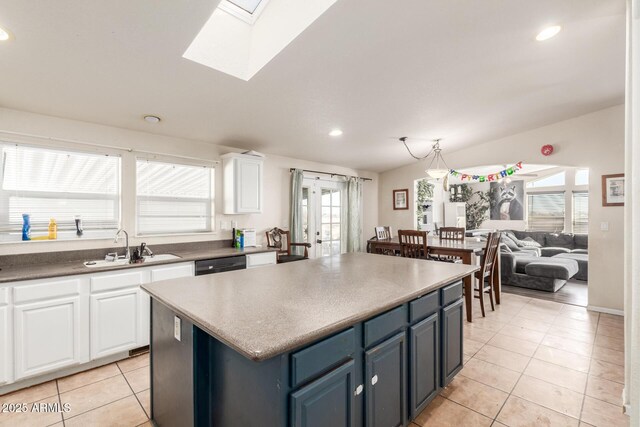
[
  {"xmin": 0, "ymin": 129, "xmax": 220, "ymax": 164},
  {"xmin": 290, "ymin": 168, "xmax": 373, "ymax": 181}
]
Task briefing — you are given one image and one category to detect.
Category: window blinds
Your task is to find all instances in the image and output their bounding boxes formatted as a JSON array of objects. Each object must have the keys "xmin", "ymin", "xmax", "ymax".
[
  {"xmin": 572, "ymin": 192, "xmax": 589, "ymax": 234},
  {"xmin": 136, "ymin": 160, "xmax": 214, "ymax": 235},
  {"xmin": 527, "ymin": 192, "xmax": 565, "ymax": 232},
  {"xmin": 0, "ymin": 144, "xmax": 120, "ymax": 233}
]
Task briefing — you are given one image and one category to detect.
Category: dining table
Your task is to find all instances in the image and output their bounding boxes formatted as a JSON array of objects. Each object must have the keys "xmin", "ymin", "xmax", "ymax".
[{"xmin": 367, "ymin": 235, "xmax": 501, "ymax": 322}]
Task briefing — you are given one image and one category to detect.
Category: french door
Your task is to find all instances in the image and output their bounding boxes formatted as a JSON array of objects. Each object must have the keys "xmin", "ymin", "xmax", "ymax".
[{"xmin": 302, "ymin": 179, "xmax": 345, "ymax": 258}]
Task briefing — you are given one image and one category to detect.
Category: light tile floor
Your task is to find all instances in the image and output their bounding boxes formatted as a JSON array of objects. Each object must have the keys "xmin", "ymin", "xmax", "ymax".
[
  {"xmin": 0, "ymin": 293, "xmax": 628, "ymax": 427},
  {"xmin": 0, "ymin": 353, "xmax": 151, "ymax": 427},
  {"xmin": 414, "ymin": 293, "xmax": 628, "ymax": 427}
]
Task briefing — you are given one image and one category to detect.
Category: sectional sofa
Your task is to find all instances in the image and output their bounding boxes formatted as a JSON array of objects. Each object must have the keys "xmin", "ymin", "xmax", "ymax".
[{"xmin": 500, "ymin": 231, "xmax": 588, "ymax": 292}]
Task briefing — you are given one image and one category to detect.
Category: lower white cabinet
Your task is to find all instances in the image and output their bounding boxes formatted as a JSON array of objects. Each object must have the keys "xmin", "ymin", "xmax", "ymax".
[
  {"xmin": 90, "ymin": 287, "xmax": 143, "ymax": 360},
  {"xmin": 0, "ymin": 288, "xmax": 11, "ymax": 385},
  {"xmin": 14, "ymin": 295, "xmax": 85, "ymax": 380},
  {"xmin": 246, "ymin": 251, "xmax": 277, "ymax": 269}
]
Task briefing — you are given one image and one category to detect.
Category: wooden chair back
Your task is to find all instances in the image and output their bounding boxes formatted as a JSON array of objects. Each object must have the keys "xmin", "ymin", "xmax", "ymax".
[
  {"xmin": 479, "ymin": 232, "xmax": 501, "ymax": 279},
  {"xmin": 375, "ymin": 226, "xmax": 392, "ymax": 240},
  {"xmin": 265, "ymin": 227, "xmax": 292, "ymax": 257},
  {"xmin": 440, "ymin": 227, "xmax": 465, "ymax": 241},
  {"xmin": 398, "ymin": 230, "xmax": 428, "ymax": 259}
]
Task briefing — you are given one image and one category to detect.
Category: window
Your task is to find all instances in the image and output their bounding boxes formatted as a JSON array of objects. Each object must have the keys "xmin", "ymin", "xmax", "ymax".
[
  {"xmin": 136, "ymin": 160, "xmax": 214, "ymax": 235},
  {"xmin": 527, "ymin": 192, "xmax": 565, "ymax": 232},
  {"xmin": 227, "ymin": 0, "xmax": 264, "ymax": 13},
  {"xmin": 575, "ymin": 169, "xmax": 589, "ymax": 186},
  {"xmin": 302, "ymin": 187, "xmax": 309, "ymax": 243},
  {"xmin": 0, "ymin": 144, "xmax": 120, "ymax": 240},
  {"xmin": 572, "ymin": 192, "xmax": 589, "ymax": 234},
  {"xmin": 526, "ymin": 172, "xmax": 566, "ymax": 189}
]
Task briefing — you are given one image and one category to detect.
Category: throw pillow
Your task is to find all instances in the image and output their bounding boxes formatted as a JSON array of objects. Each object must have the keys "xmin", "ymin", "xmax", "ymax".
[
  {"xmin": 502, "ymin": 235, "xmax": 520, "ymax": 251},
  {"xmin": 521, "ymin": 237, "xmax": 542, "ymax": 248}
]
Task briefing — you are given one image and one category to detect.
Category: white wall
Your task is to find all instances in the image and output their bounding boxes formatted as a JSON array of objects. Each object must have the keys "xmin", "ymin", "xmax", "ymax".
[
  {"xmin": 379, "ymin": 105, "xmax": 625, "ymax": 312},
  {"xmin": 0, "ymin": 107, "xmax": 378, "ymax": 255}
]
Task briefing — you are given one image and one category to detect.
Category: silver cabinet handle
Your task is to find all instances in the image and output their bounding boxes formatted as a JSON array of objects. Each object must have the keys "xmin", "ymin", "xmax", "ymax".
[
  {"xmin": 371, "ymin": 375, "xmax": 378, "ymax": 385},
  {"xmin": 354, "ymin": 385, "xmax": 363, "ymax": 396}
]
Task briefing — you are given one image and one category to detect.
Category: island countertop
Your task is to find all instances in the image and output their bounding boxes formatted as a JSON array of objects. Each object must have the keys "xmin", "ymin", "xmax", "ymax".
[{"xmin": 141, "ymin": 252, "xmax": 478, "ymax": 361}]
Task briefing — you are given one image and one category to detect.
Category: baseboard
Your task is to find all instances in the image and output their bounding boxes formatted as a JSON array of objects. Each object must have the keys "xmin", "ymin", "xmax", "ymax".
[{"xmin": 587, "ymin": 305, "xmax": 625, "ymax": 316}]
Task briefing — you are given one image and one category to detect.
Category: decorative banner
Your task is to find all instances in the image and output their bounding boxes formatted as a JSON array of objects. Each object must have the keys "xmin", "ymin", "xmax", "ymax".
[{"xmin": 449, "ymin": 162, "xmax": 523, "ymax": 182}]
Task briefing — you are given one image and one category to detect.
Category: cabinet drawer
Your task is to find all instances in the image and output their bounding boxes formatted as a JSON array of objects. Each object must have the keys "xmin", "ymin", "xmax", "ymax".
[
  {"xmin": 441, "ymin": 281, "xmax": 462, "ymax": 307},
  {"xmin": 291, "ymin": 328, "xmax": 355, "ymax": 388},
  {"xmin": 409, "ymin": 291, "xmax": 439, "ymax": 323},
  {"xmin": 91, "ymin": 271, "xmax": 145, "ymax": 293},
  {"xmin": 14, "ymin": 278, "xmax": 81, "ymax": 304},
  {"xmin": 364, "ymin": 305, "xmax": 407, "ymax": 348},
  {"xmin": 150, "ymin": 263, "xmax": 194, "ymax": 282},
  {"xmin": 246, "ymin": 252, "xmax": 277, "ymax": 269}
]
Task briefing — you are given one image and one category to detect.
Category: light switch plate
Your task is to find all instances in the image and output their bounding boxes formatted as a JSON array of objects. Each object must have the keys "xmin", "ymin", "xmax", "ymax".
[
  {"xmin": 174, "ymin": 316, "xmax": 181, "ymax": 341},
  {"xmin": 600, "ymin": 222, "xmax": 609, "ymax": 231}
]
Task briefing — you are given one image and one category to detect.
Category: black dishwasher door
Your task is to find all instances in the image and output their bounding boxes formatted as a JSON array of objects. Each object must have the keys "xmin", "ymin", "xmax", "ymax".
[{"xmin": 195, "ymin": 256, "xmax": 247, "ymax": 275}]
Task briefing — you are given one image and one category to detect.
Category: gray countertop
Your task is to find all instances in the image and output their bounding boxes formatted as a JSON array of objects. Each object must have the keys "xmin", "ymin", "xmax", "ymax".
[
  {"xmin": 142, "ymin": 252, "xmax": 478, "ymax": 361},
  {"xmin": 0, "ymin": 245, "xmax": 275, "ymax": 284}
]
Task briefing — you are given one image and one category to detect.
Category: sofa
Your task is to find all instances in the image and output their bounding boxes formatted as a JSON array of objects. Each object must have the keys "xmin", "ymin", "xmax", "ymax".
[{"xmin": 499, "ymin": 230, "xmax": 588, "ymax": 292}]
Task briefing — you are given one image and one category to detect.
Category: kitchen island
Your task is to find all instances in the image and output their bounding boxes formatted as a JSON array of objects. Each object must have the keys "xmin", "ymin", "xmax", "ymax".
[{"xmin": 142, "ymin": 252, "xmax": 478, "ymax": 427}]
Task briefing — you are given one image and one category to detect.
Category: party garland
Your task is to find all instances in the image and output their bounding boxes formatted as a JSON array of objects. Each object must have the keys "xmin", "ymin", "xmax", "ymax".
[{"xmin": 449, "ymin": 162, "xmax": 523, "ymax": 182}]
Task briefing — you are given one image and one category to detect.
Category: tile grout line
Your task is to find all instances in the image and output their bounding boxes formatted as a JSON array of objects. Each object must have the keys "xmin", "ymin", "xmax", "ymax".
[
  {"xmin": 118, "ymin": 361, "xmax": 151, "ymax": 421},
  {"xmin": 54, "ymin": 379, "xmax": 65, "ymax": 427},
  {"xmin": 62, "ymin": 395, "xmax": 134, "ymax": 423}
]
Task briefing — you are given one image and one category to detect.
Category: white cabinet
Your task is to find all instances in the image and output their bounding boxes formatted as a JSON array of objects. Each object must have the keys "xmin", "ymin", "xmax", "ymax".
[
  {"xmin": 0, "ymin": 288, "xmax": 11, "ymax": 385},
  {"xmin": 150, "ymin": 263, "xmax": 195, "ymax": 282},
  {"xmin": 89, "ymin": 271, "xmax": 147, "ymax": 360},
  {"xmin": 13, "ymin": 276, "xmax": 89, "ymax": 380},
  {"xmin": 246, "ymin": 252, "xmax": 277, "ymax": 269},
  {"xmin": 90, "ymin": 288, "xmax": 141, "ymax": 359},
  {"xmin": 222, "ymin": 153, "xmax": 264, "ymax": 214}
]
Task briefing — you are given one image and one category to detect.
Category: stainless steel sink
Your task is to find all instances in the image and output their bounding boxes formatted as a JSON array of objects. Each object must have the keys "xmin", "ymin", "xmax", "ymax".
[{"xmin": 83, "ymin": 254, "xmax": 181, "ymax": 268}]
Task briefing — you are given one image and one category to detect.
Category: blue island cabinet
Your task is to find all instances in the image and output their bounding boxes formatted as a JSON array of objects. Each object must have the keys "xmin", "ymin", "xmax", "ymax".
[{"xmin": 149, "ymin": 280, "xmax": 464, "ymax": 427}]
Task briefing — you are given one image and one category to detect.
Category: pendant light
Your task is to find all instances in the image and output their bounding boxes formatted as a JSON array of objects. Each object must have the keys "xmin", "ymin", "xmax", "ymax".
[{"xmin": 398, "ymin": 137, "xmax": 450, "ymax": 180}]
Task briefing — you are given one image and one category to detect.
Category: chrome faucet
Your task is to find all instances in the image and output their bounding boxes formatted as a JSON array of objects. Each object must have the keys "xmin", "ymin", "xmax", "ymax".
[{"xmin": 114, "ymin": 229, "xmax": 130, "ymax": 262}]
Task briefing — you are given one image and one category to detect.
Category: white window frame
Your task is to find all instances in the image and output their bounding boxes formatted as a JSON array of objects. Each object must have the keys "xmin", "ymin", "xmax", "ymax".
[
  {"xmin": 218, "ymin": 0, "xmax": 270, "ymax": 25},
  {"xmin": 526, "ymin": 191, "xmax": 566, "ymax": 233},
  {"xmin": 0, "ymin": 143, "xmax": 121, "ymax": 240},
  {"xmin": 135, "ymin": 158, "xmax": 215, "ymax": 237}
]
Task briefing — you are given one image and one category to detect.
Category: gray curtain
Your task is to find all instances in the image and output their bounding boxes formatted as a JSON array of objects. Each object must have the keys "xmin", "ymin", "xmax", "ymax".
[
  {"xmin": 346, "ymin": 177, "xmax": 363, "ymax": 252},
  {"xmin": 289, "ymin": 169, "xmax": 304, "ymax": 255}
]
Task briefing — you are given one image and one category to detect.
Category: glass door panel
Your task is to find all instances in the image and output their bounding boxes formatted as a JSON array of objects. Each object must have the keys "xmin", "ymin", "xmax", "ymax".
[{"xmin": 302, "ymin": 178, "xmax": 344, "ymax": 258}]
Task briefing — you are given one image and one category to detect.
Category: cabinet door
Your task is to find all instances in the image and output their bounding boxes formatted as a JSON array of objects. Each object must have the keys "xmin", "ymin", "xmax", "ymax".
[
  {"xmin": 90, "ymin": 288, "xmax": 140, "ymax": 359},
  {"xmin": 409, "ymin": 313, "xmax": 439, "ymax": 418},
  {"xmin": 441, "ymin": 298, "xmax": 463, "ymax": 386},
  {"xmin": 365, "ymin": 332, "xmax": 407, "ymax": 427},
  {"xmin": 290, "ymin": 359, "xmax": 356, "ymax": 427},
  {"xmin": 14, "ymin": 296, "xmax": 82, "ymax": 379},
  {"xmin": 0, "ymin": 292, "xmax": 10, "ymax": 385},
  {"xmin": 236, "ymin": 158, "xmax": 262, "ymax": 213}
]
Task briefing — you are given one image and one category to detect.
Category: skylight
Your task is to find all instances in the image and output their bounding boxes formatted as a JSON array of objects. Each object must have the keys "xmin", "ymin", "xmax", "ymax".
[{"xmin": 228, "ymin": 0, "xmax": 263, "ymax": 14}]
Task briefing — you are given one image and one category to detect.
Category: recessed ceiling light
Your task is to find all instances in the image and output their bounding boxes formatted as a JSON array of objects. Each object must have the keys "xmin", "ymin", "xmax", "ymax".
[
  {"xmin": 329, "ymin": 129, "xmax": 343, "ymax": 137},
  {"xmin": 144, "ymin": 115, "xmax": 161, "ymax": 123},
  {"xmin": 536, "ymin": 25, "xmax": 561, "ymax": 41},
  {"xmin": 0, "ymin": 26, "xmax": 11, "ymax": 41}
]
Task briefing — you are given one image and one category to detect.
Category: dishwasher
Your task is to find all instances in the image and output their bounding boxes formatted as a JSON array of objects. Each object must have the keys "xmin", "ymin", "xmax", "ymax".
[{"xmin": 195, "ymin": 255, "xmax": 246, "ymax": 275}]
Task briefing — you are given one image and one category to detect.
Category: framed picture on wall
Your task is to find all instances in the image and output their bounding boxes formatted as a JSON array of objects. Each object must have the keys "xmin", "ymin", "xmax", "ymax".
[
  {"xmin": 602, "ymin": 174, "xmax": 625, "ymax": 206},
  {"xmin": 393, "ymin": 189, "xmax": 409, "ymax": 210}
]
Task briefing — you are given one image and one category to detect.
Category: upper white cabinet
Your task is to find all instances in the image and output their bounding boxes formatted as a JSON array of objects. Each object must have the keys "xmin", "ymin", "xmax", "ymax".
[{"xmin": 222, "ymin": 153, "xmax": 264, "ymax": 214}]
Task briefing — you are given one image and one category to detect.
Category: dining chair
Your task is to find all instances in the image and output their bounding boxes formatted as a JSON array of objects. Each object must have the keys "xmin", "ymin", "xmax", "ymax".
[
  {"xmin": 265, "ymin": 227, "xmax": 312, "ymax": 263},
  {"xmin": 398, "ymin": 230, "xmax": 429, "ymax": 259},
  {"xmin": 473, "ymin": 231, "xmax": 501, "ymax": 317},
  {"xmin": 432, "ymin": 227, "xmax": 465, "ymax": 263},
  {"xmin": 374, "ymin": 226, "xmax": 392, "ymax": 240},
  {"xmin": 439, "ymin": 227, "xmax": 465, "ymax": 241}
]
